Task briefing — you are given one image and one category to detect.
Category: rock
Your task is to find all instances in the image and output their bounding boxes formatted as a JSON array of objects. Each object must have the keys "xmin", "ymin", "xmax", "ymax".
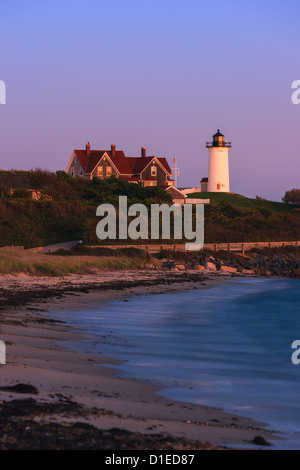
[
  {"xmin": 241, "ymin": 269, "xmax": 255, "ymax": 275},
  {"xmin": 162, "ymin": 260, "xmax": 175, "ymax": 268},
  {"xmin": 220, "ymin": 266, "xmax": 237, "ymax": 273},
  {"xmin": 175, "ymin": 264, "xmax": 186, "ymax": 271},
  {"xmin": 252, "ymin": 435, "xmax": 270, "ymax": 447},
  {"xmin": 205, "ymin": 262, "xmax": 217, "ymax": 271},
  {"xmin": 294, "ymin": 268, "xmax": 300, "ymax": 279},
  {"xmin": 197, "ymin": 265, "xmax": 206, "ymax": 271},
  {"xmin": 0, "ymin": 383, "xmax": 39, "ymax": 395}
]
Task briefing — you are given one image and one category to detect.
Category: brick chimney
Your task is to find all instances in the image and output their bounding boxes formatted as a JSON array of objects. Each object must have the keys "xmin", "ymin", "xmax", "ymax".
[
  {"xmin": 111, "ymin": 144, "xmax": 116, "ymax": 158},
  {"xmin": 86, "ymin": 142, "xmax": 91, "ymax": 157},
  {"xmin": 141, "ymin": 147, "xmax": 146, "ymax": 158}
]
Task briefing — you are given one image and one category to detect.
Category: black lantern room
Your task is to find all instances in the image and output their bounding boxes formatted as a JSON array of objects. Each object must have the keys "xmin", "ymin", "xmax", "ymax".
[{"xmin": 206, "ymin": 130, "xmax": 232, "ymax": 148}]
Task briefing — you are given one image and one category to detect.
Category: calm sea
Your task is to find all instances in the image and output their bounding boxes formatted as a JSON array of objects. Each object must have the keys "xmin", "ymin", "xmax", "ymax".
[{"xmin": 51, "ymin": 278, "xmax": 300, "ymax": 449}]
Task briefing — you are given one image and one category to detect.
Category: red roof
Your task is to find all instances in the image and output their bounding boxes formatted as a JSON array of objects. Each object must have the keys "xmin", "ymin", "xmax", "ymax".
[
  {"xmin": 74, "ymin": 146, "xmax": 172, "ymax": 177},
  {"xmin": 128, "ymin": 156, "xmax": 172, "ymax": 175},
  {"xmin": 166, "ymin": 186, "xmax": 186, "ymax": 198},
  {"xmin": 157, "ymin": 158, "xmax": 172, "ymax": 174},
  {"xmin": 75, "ymin": 150, "xmax": 133, "ymax": 175}
]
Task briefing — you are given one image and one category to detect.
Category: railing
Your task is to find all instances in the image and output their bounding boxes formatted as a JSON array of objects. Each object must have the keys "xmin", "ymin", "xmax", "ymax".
[
  {"xmin": 206, "ymin": 142, "xmax": 232, "ymax": 148},
  {"xmin": 86, "ymin": 241, "xmax": 300, "ymax": 254}
]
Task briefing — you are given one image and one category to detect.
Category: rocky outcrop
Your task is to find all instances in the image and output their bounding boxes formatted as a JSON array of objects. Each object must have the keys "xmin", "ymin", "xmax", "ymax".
[
  {"xmin": 294, "ymin": 268, "xmax": 300, "ymax": 279},
  {"xmin": 159, "ymin": 249, "xmax": 300, "ymax": 278}
]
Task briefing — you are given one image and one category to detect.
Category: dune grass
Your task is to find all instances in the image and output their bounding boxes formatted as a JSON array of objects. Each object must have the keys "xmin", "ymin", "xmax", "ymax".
[
  {"xmin": 188, "ymin": 192, "xmax": 293, "ymax": 212},
  {"xmin": 0, "ymin": 249, "xmax": 149, "ymax": 276}
]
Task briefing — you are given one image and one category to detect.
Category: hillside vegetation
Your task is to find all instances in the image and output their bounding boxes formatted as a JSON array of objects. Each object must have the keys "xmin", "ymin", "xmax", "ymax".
[
  {"xmin": 188, "ymin": 192, "xmax": 293, "ymax": 212},
  {"xmin": 0, "ymin": 171, "xmax": 172, "ymax": 248},
  {"xmin": 188, "ymin": 192, "xmax": 300, "ymax": 243},
  {"xmin": 0, "ymin": 170, "xmax": 299, "ymax": 248}
]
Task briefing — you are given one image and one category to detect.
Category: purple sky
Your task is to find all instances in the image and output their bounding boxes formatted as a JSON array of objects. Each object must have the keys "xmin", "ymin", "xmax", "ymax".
[{"xmin": 0, "ymin": 0, "xmax": 299, "ymax": 201}]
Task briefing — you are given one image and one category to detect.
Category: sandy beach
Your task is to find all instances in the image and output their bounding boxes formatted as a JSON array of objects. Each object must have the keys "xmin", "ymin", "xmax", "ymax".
[{"xmin": 0, "ymin": 269, "xmax": 277, "ymax": 450}]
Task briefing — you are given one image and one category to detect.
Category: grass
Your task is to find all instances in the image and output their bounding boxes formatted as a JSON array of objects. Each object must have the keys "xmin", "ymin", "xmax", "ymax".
[
  {"xmin": 0, "ymin": 248, "xmax": 150, "ymax": 276},
  {"xmin": 187, "ymin": 192, "xmax": 293, "ymax": 212}
]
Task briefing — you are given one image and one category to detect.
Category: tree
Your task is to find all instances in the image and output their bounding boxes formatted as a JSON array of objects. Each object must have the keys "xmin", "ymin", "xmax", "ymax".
[{"xmin": 282, "ymin": 189, "xmax": 300, "ymax": 205}]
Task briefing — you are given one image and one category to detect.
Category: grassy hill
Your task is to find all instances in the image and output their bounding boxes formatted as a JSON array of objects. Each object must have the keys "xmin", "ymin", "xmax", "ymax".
[
  {"xmin": 0, "ymin": 171, "xmax": 299, "ymax": 247},
  {"xmin": 187, "ymin": 192, "xmax": 293, "ymax": 213},
  {"xmin": 187, "ymin": 192, "xmax": 300, "ymax": 243}
]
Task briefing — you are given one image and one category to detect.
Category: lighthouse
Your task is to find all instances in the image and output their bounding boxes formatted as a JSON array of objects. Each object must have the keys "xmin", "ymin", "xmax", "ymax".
[{"xmin": 206, "ymin": 130, "xmax": 231, "ymax": 192}]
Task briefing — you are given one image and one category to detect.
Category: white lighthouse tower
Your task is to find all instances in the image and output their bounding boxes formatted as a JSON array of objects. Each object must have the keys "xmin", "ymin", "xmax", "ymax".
[{"xmin": 206, "ymin": 130, "xmax": 231, "ymax": 192}]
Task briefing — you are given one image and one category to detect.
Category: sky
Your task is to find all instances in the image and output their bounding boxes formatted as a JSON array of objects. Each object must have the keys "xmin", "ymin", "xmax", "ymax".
[{"xmin": 0, "ymin": 0, "xmax": 299, "ymax": 201}]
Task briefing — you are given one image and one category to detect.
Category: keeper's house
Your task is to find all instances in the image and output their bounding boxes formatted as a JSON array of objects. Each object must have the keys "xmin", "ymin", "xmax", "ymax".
[{"xmin": 66, "ymin": 142, "xmax": 174, "ymax": 188}]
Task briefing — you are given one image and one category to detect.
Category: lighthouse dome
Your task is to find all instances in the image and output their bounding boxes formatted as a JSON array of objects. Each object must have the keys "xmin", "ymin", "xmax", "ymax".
[
  {"xmin": 213, "ymin": 130, "xmax": 225, "ymax": 146},
  {"xmin": 213, "ymin": 129, "xmax": 224, "ymax": 138}
]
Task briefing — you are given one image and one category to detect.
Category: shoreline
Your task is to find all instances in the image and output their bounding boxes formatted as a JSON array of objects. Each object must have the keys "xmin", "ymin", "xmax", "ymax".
[
  {"xmin": 0, "ymin": 269, "xmax": 279, "ymax": 450},
  {"xmin": 0, "ymin": 269, "xmax": 260, "ymax": 310}
]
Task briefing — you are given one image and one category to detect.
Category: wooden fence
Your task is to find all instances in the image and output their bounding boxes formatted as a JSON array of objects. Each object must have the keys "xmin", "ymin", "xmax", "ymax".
[{"xmin": 88, "ymin": 241, "xmax": 300, "ymax": 255}]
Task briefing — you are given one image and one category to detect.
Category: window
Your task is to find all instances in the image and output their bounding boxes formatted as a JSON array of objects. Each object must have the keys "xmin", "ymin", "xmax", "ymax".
[
  {"xmin": 80, "ymin": 168, "xmax": 83, "ymax": 176},
  {"xmin": 71, "ymin": 167, "xmax": 74, "ymax": 176},
  {"xmin": 106, "ymin": 166, "xmax": 112, "ymax": 176},
  {"xmin": 217, "ymin": 183, "xmax": 221, "ymax": 190},
  {"xmin": 97, "ymin": 166, "xmax": 103, "ymax": 176},
  {"xmin": 151, "ymin": 165, "xmax": 157, "ymax": 177}
]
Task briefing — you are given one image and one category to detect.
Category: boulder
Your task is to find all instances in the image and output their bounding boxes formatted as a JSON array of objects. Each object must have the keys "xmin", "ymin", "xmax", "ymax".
[
  {"xmin": 241, "ymin": 269, "xmax": 255, "ymax": 275},
  {"xmin": 197, "ymin": 265, "xmax": 206, "ymax": 271},
  {"xmin": 220, "ymin": 266, "xmax": 237, "ymax": 273},
  {"xmin": 205, "ymin": 262, "xmax": 217, "ymax": 271},
  {"xmin": 252, "ymin": 435, "xmax": 270, "ymax": 447},
  {"xmin": 175, "ymin": 264, "xmax": 186, "ymax": 271},
  {"xmin": 294, "ymin": 268, "xmax": 300, "ymax": 279},
  {"xmin": 162, "ymin": 259, "xmax": 175, "ymax": 268}
]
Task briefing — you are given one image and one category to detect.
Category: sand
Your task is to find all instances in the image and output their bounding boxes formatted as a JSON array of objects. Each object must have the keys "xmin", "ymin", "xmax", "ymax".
[{"xmin": 0, "ymin": 269, "xmax": 279, "ymax": 449}]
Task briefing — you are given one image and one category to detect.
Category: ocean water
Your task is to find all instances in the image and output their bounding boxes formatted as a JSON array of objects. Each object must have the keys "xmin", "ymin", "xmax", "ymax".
[{"xmin": 51, "ymin": 278, "xmax": 300, "ymax": 449}]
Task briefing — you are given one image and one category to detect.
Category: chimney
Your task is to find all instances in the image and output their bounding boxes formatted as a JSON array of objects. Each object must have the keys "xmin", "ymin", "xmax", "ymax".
[
  {"xmin": 86, "ymin": 142, "xmax": 91, "ymax": 157},
  {"xmin": 111, "ymin": 144, "xmax": 116, "ymax": 158},
  {"xmin": 141, "ymin": 147, "xmax": 146, "ymax": 158}
]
